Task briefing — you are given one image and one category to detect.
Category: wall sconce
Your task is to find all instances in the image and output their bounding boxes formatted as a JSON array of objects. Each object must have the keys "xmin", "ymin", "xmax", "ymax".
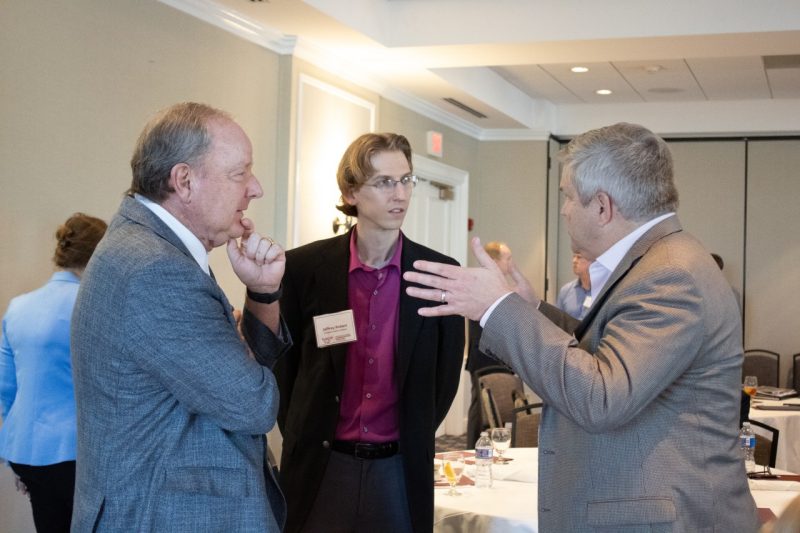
[{"xmin": 332, "ymin": 216, "xmax": 354, "ymax": 235}]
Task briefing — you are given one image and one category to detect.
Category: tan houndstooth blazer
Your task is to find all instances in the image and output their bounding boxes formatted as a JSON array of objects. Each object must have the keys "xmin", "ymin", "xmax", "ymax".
[{"xmin": 480, "ymin": 216, "xmax": 759, "ymax": 532}]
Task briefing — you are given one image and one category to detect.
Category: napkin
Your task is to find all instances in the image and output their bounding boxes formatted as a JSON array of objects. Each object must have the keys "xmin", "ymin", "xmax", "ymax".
[{"xmin": 491, "ymin": 463, "xmax": 536, "ymax": 483}]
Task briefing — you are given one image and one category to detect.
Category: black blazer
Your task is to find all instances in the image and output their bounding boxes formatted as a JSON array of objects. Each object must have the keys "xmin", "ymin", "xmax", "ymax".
[{"xmin": 275, "ymin": 229, "xmax": 465, "ymax": 533}]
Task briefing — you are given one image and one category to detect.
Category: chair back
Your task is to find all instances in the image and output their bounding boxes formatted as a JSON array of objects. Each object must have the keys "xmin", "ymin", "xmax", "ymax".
[
  {"xmin": 476, "ymin": 367, "xmax": 525, "ymax": 428},
  {"xmin": 511, "ymin": 400, "xmax": 543, "ymax": 447},
  {"xmin": 743, "ymin": 349, "xmax": 780, "ymax": 388},
  {"xmin": 793, "ymin": 353, "xmax": 800, "ymax": 392},
  {"xmin": 749, "ymin": 419, "xmax": 779, "ymax": 468},
  {"xmin": 480, "ymin": 388, "xmax": 501, "ymax": 429}
]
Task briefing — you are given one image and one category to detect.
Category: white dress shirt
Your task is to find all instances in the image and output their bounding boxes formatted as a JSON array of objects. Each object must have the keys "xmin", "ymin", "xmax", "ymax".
[
  {"xmin": 135, "ymin": 193, "xmax": 210, "ymax": 275},
  {"xmin": 587, "ymin": 212, "xmax": 675, "ymax": 300}
]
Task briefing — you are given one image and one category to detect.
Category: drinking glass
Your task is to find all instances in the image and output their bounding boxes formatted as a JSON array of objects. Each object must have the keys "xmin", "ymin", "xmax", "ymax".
[
  {"xmin": 743, "ymin": 375, "xmax": 758, "ymax": 397},
  {"xmin": 491, "ymin": 427, "xmax": 512, "ymax": 462},
  {"xmin": 441, "ymin": 451, "xmax": 465, "ymax": 496}
]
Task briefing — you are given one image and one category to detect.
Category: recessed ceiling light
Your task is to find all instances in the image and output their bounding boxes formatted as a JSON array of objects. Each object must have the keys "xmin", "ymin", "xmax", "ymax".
[
  {"xmin": 596, "ymin": 89, "xmax": 612, "ymax": 95},
  {"xmin": 571, "ymin": 66, "xmax": 589, "ymax": 73},
  {"xmin": 643, "ymin": 65, "xmax": 664, "ymax": 73}
]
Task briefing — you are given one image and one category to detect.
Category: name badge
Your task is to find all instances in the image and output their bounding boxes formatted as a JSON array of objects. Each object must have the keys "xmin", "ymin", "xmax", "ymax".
[
  {"xmin": 582, "ymin": 295, "xmax": 593, "ymax": 310},
  {"xmin": 313, "ymin": 310, "xmax": 358, "ymax": 348}
]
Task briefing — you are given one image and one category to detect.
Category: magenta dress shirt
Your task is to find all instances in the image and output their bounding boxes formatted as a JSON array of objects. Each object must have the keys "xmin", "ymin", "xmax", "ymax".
[{"xmin": 334, "ymin": 229, "xmax": 402, "ymax": 443}]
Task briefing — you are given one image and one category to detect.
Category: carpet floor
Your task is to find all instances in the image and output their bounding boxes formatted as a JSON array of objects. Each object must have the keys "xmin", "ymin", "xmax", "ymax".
[{"xmin": 435, "ymin": 433, "xmax": 468, "ymax": 452}]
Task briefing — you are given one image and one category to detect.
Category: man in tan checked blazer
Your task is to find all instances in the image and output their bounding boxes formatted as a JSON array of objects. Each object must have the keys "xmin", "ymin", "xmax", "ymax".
[{"xmin": 404, "ymin": 123, "xmax": 759, "ymax": 532}]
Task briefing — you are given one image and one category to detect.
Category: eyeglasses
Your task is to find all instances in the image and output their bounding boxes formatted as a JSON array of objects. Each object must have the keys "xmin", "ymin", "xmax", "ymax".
[{"xmin": 364, "ymin": 174, "xmax": 418, "ymax": 192}]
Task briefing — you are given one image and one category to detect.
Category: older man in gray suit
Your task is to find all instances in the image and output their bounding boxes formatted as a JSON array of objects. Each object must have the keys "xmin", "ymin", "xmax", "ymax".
[
  {"xmin": 404, "ymin": 123, "xmax": 759, "ymax": 532},
  {"xmin": 71, "ymin": 103, "xmax": 289, "ymax": 532}
]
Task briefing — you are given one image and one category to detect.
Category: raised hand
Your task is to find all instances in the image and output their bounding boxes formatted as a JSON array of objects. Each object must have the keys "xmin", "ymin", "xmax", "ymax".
[
  {"xmin": 403, "ymin": 237, "xmax": 514, "ymax": 321},
  {"xmin": 226, "ymin": 217, "xmax": 285, "ymax": 293}
]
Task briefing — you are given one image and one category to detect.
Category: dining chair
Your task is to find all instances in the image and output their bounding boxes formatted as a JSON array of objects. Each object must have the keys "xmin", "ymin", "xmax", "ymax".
[
  {"xmin": 743, "ymin": 349, "xmax": 780, "ymax": 388},
  {"xmin": 480, "ymin": 388, "xmax": 501, "ymax": 430},
  {"xmin": 749, "ymin": 419, "xmax": 780, "ymax": 468},
  {"xmin": 510, "ymin": 400, "xmax": 543, "ymax": 448},
  {"xmin": 476, "ymin": 366, "xmax": 525, "ymax": 429}
]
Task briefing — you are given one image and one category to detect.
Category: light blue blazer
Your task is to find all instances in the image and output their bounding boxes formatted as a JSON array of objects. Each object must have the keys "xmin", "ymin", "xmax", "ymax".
[{"xmin": 0, "ymin": 271, "xmax": 80, "ymax": 466}]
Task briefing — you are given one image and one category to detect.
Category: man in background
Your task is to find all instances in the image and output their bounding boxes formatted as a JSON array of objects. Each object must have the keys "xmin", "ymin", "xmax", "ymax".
[
  {"xmin": 275, "ymin": 132, "xmax": 464, "ymax": 533},
  {"xmin": 466, "ymin": 241, "xmax": 514, "ymax": 446},
  {"xmin": 71, "ymin": 102, "xmax": 289, "ymax": 532},
  {"xmin": 404, "ymin": 122, "xmax": 758, "ymax": 532},
  {"xmin": 556, "ymin": 251, "xmax": 592, "ymax": 320}
]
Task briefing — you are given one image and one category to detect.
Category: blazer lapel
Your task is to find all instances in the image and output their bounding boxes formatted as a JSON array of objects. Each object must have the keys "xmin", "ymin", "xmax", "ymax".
[
  {"xmin": 120, "ymin": 195, "xmax": 193, "ymax": 260},
  {"xmin": 574, "ymin": 216, "xmax": 683, "ymax": 340},
  {"xmin": 314, "ymin": 232, "xmax": 352, "ymax": 394}
]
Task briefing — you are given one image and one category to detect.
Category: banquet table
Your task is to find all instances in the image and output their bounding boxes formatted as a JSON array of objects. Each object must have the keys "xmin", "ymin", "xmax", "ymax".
[
  {"xmin": 433, "ymin": 447, "xmax": 800, "ymax": 532},
  {"xmin": 750, "ymin": 398, "xmax": 800, "ymax": 473}
]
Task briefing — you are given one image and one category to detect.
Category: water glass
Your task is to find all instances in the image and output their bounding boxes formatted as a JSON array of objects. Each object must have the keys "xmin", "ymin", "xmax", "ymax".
[
  {"xmin": 441, "ymin": 451, "xmax": 465, "ymax": 496},
  {"xmin": 491, "ymin": 427, "xmax": 511, "ymax": 462}
]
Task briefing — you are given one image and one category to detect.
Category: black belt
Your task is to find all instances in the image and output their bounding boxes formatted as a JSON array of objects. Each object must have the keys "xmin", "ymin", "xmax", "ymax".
[{"xmin": 331, "ymin": 440, "xmax": 399, "ymax": 460}]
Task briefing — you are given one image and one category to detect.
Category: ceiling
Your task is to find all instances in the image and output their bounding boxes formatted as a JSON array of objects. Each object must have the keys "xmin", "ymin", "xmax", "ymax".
[{"xmin": 162, "ymin": 0, "xmax": 800, "ymax": 138}]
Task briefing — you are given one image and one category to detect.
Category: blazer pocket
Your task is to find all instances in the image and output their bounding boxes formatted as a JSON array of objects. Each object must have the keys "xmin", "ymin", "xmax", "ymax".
[
  {"xmin": 163, "ymin": 466, "xmax": 249, "ymax": 497},
  {"xmin": 587, "ymin": 497, "xmax": 676, "ymax": 527}
]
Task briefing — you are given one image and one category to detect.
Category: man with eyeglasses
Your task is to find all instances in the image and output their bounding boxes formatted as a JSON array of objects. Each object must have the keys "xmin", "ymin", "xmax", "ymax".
[{"xmin": 275, "ymin": 133, "xmax": 465, "ymax": 533}]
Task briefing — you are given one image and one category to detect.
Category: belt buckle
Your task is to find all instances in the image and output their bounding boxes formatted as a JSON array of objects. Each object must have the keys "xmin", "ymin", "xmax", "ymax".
[{"xmin": 353, "ymin": 442, "xmax": 373, "ymax": 459}]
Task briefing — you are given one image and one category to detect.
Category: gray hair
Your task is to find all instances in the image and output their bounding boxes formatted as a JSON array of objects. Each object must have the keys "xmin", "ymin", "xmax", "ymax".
[
  {"xmin": 129, "ymin": 102, "xmax": 230, "ymax": 201},
  {"xmin": 558, "ymin": 122, "xmax": 678, "ymax": 221}
]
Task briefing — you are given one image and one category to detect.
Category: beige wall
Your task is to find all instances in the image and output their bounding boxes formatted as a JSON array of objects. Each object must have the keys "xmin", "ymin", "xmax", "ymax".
[
  {"xmin": 472, "ymin": 141, "xmax": 549, "ymax": 295},
  {"xmin": 746, "ymin": 140, "xmax": 800, "ymax": 386},
  {"xmin": 0, "ymin": 0, "xmax": 283, "ymax": 308}
]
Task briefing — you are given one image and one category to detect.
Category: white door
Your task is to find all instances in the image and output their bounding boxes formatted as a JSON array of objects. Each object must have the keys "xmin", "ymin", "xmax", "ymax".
[
  {"xmin": 404, "ymin": 156, "xmax": 470, "ymax": 437},
  {"xmin": 402, "ymin": 178, "xmax": 452, "ymax": 256}
]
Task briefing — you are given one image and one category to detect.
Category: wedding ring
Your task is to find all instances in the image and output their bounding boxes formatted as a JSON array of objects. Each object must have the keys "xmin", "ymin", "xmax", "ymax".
[{"xmin": 440, "ymin": 290, "xmax": 447, "ymax": 303}]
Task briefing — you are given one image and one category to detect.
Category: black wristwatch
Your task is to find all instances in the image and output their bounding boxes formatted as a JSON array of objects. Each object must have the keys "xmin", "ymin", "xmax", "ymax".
[{"xmin": 246, "ymin": 285, "xmax": 283, "ymax": 304}]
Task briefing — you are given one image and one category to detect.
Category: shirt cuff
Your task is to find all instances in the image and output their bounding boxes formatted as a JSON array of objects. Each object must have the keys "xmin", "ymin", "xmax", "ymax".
[{"xmin": 479, "ymin": 292, "xmax": 514, "ymax": 328}]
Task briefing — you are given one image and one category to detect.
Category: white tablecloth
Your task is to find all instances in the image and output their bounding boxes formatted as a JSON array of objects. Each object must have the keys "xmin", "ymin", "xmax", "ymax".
[
  {"xmin": 434, "ymin": 447, "xmax": 800, "ymax": 532},
  {"xmin": 750, "ymin": 399, "xmax": 800, "ymax": 472}
]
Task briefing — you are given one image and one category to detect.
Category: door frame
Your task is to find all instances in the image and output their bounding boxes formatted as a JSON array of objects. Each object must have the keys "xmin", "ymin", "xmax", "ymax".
[
  {"xmin": 410, "ymin": 154, "xmax": 470, "ymax": 437},
  {"xmin": 411, "ymin": 154, "xmax": 469, "ymax": 267}
]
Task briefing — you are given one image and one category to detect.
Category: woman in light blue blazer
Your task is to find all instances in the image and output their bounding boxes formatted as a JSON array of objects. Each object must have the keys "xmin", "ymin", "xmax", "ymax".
[{"xmin": 0, "ymin": 213, "xmax": 106, "ymax": 532}]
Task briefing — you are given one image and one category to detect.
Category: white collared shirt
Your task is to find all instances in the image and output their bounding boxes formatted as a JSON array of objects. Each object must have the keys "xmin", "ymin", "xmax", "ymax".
[
  {"xmin": 588, "ymin": 212, "xmax": 675, "ymax": 300},
  {"xmin": 479, "ymin": 212, "xmax": 676, "ymax": 327},
  {"xmin": 135, "ymin": 194, "xmax": 210, "ymax": 275}
]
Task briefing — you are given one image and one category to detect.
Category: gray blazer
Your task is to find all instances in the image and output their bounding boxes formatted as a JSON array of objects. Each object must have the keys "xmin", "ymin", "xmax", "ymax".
[
  {"xmin": 481, "ymin": 216, "xmax": 759, "ymax": 532},
  {"xmin": 71, "ymin": 196, "xmax": 289, "ymax": 532}
]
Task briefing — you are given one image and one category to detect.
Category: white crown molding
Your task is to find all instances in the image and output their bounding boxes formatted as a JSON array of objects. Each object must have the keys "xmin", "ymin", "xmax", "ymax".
[
  {"xmin": 158, "ymin": 0, "xmax": 296, "ymax": 54},
  {"xmin": 159, "ymin": 0, "xmax": 552, "ymax": 142},
  {"xmin": 381, "ymin": 87, "xmax": 486, "ymax": 139}
]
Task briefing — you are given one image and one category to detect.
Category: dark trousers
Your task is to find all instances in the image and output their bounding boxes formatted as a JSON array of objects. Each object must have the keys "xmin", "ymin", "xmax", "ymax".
[
  {"xmin": 9, "ymin": 460, "xmax": 75, "ymax": 533},
  {"xmin": 301, "ymin": 451, "xmax": 412, "ymax": 533}
]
